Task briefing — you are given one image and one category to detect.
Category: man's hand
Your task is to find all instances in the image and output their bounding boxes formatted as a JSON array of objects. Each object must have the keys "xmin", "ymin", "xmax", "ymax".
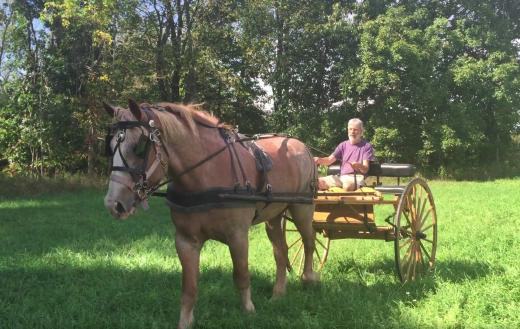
[
  {"xmin": 349, "ymin": 160, "xmax": 370, "ymax": 174},
  {"xmin": 350, "ymin": 161, "xmax": 363, "ymax": 171}
]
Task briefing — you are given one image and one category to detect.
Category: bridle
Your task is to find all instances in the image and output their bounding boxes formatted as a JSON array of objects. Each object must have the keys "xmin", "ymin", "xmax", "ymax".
[{"xmin": 105, "ymin": 117, "xmax": 167, "ymax": 209}]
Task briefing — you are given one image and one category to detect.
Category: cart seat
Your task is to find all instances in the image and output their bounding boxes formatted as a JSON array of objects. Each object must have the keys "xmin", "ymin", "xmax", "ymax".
[{"xmin": 324, "ymin": 162, "xmax": 415, "ymax": 195}]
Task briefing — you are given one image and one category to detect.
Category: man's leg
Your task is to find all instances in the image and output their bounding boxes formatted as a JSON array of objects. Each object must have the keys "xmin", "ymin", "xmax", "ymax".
[
  {"xmin": 318, "ymin": 175, "xmax": 342, "ymax": 190},
  {"xmin": 340, "ymin": 174, "xmax": 365, "ymax": 191}
]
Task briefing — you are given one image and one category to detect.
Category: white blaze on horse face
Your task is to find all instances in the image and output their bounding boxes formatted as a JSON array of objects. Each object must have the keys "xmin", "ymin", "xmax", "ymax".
[{"xmin": 104, "ymin": 141, "xmax": 137, "ymax": 219}]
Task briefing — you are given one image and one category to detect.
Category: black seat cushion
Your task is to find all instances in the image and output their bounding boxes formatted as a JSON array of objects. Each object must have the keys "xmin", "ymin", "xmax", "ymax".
[
  {"xmin": 326, "ymin": 161, "xmax": 415, "ymax": 177},
  {"xmin": 327, "ymin": 164, "xmax": 341, "ymax": 176}
]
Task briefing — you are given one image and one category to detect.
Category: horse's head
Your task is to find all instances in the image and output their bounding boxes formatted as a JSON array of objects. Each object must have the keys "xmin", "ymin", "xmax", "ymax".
[{"xmin": 103, "ymin": 99, "xmax": 168, "ymax": 219}]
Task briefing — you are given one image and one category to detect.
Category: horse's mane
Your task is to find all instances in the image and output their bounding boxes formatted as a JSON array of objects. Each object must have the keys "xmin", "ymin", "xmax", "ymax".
[
  {"xmin": 114, "ymin": 102, "xmax": 227, "ymax": 145},
  {"xmin": 146, "ymin": 102, "xmax": 226, "ymax": 144}
]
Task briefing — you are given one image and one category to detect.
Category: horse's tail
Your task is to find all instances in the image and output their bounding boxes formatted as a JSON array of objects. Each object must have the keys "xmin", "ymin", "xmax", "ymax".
[{"xmin": 303, "ymin": 144, "xmax": 319, "ymax": 197}]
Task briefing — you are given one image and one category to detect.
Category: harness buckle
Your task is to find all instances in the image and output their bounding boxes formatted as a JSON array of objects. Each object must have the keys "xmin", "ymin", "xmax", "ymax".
[
  {"xmin": 265, "ymin": 183, "xmax": 273, "ymax": 201},
  {"xmin": 134, "ymin": 181, "xmax": 150, "ymax": 200},
  {"xmin": 150, "ymin": 128, "xmax": 161, "ymax": 143}
]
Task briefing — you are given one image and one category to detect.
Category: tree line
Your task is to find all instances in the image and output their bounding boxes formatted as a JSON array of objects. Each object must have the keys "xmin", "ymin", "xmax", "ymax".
[{"xmin": 1, "ymin": 0, "xmax": 519, "ymax": 179}]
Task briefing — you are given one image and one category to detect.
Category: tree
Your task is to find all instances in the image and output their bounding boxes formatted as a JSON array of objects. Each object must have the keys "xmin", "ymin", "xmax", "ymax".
[{"xmin": 343, "ymin": 3, "xmax": 520, "ymax": 178}]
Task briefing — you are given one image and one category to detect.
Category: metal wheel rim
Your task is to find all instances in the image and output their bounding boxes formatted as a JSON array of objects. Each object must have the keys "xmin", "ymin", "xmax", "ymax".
[{"xmin": 394, "ymin": 177, "xmax": 437, "ymax": 282}]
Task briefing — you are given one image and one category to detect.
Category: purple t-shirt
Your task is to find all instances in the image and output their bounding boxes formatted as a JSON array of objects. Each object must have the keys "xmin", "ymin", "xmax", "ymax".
[{"xmin": 332, "ymin": 140, "xmax": 375, "ymax": 175}]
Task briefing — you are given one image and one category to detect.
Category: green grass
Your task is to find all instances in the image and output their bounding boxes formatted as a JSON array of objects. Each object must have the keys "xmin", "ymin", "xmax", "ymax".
[{"xmin": 1, "ymin": 179, "xmax": 520, "ymax": 328}]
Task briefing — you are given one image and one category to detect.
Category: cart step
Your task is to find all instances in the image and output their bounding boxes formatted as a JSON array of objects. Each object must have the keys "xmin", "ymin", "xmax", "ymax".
[{"xmin": 374, "ymin": 186, "xmax": 406, "ymax": 194}]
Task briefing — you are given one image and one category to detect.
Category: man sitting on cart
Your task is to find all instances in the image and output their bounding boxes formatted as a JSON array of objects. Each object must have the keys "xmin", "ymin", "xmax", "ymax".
[{"xmin": 314, "ymin": 118, "xmax": 375, "ymax": 191}]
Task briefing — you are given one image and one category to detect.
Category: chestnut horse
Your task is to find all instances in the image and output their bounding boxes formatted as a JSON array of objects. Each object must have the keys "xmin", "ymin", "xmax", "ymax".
[{"xmin": 103, "ymin": 100, "xmax": 319, "ymax": 329}]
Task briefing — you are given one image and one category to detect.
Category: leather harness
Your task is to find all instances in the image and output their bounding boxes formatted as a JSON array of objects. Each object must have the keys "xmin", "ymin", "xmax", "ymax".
[{"xmin": 106, "ymin": 104, "xmax": 317, "ymax": 212}]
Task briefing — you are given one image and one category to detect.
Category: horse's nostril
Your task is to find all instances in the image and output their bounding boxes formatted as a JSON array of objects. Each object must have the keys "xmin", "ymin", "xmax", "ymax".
[{"xmin": 115, "ymin": 201, "xmax": 126, "ymax": 214}]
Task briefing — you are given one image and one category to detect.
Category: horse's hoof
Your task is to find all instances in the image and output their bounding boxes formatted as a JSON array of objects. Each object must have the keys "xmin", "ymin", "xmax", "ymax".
[
  {"xmin": 270, "ymin": 290, "xmax": 286, "ymax": 301},
  {"xmin": 244, "ymin": 301, "xmax": 256, "ymax": 313},
  {"xmin": 302, "ymin": 272, "xmax": 321, "ymax": 286},
  {"xmin": 271, "ymin": 284, "xmax": 287, "ymax": 298},
  {"xmin": 178, "ymin": 310, "xmax": 194, "ymax": 329},
  {"xmin": 177, "ymin": 319, "xmax": 193, "ymax": 329}
]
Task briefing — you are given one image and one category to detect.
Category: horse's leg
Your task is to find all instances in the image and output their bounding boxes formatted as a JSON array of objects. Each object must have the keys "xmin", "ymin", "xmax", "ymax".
[
  {"xmin": 265, "ymin": 214, "xmax": 288, "ymax": 297},
  {"xmin": 175, "ymin": 231, "xmax": 203, "ymax": 329},
  {"xmin": 228, "ymin": 230, "xmax": 255, "ymax": 312},
  {"xmin": 288, "ymin": 204, "xmax": 320, "ymax": 283}
]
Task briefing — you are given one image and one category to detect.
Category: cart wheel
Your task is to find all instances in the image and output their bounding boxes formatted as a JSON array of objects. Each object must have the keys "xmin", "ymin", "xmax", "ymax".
[
  {"xmin": 282, "ymin": 212, "xmax": 330, "ymax": 275},
  {"xmin": 394, "ymin": 177, "xmax": 437, "ymax": 282}
]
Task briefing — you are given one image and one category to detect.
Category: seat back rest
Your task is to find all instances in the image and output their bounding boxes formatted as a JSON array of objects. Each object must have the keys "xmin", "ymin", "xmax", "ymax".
[
  {"xmin": 327, "ymin": 164, "xmax": 341, "ymax": 176},
  {"xmin": 325, "ymin": 161, "xmax": 415, "ymax": 177},
  {"xmin": 379, "ymin": 163, "xmax": 416, "ymax": 177},
  {"xmin": 366, "ymin": 161, "xmax": 382, "ymax": 176}
]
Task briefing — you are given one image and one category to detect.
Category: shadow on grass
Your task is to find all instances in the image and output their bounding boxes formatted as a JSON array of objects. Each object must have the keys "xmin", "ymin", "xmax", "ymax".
[
  {"xmin": 433, "ymin": 259, "xmax": 499, "ymax": 282},
  {"xmin": 0, "ymin": 191, "xmax": 173, "ymax": 258},
  {"xmin": 0, "ymin": 260, "xmax": 435, "ymax": 329},
  {"xmin": 1, "ymin": 243, "xmax": 497, "ymax": 329},
  {"xmin": 1, "ymin": 190, "xmax": 500, "ymax": 329},
  {"xmin": 340, "ymin": 256, "xmax": 496, "ymax": 282}
]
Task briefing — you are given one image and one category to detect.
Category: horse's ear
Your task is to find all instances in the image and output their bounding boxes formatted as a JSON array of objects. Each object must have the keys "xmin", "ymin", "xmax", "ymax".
[
  {"xmin": 103, "ymin": 102, "xmax": 115, "ymax": 117},
  {"xmin": 128, "ymin": 99, "xmax": 142, "ymax": 121}
]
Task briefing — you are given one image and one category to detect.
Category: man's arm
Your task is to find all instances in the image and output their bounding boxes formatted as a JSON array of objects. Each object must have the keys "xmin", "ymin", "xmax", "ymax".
[
  {"xmin": 350, "ymin": 142, "xmax": 374, "ymax": 174},
  {"xmin": 314, "ymin": 154, "xmax": 336, "ymax": 166},
  {"xmin": 350, "ymin": 159, "xmax": 370, "ymax": 174}
]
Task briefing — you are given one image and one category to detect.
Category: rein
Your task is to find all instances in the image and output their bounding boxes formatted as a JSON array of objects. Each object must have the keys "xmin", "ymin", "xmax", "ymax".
[{"xmin": 150, "ymin": 132, "xmax": 288, "ymax": 197}]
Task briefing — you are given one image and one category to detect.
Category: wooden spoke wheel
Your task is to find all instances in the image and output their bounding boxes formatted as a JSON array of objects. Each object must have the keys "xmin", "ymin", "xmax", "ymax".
[
  {"xmin": 282, "ymin": 212, "xmax": 330, "ymax": 275},
  {"xmin": 394, "ymin": 177, "xmax": 438, "ymax": 282}
]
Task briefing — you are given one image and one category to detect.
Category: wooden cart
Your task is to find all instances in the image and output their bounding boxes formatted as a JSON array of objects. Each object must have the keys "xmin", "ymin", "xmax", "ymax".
[{"xmin": 283, "ymin": 163, "xmax": 438, "ymax": 282}]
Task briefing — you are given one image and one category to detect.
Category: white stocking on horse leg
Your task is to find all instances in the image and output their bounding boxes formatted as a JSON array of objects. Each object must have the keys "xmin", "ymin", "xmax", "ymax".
[
  {"xmin": 228, "ymin": 234, "xmax": 255, "ymax": 312},
  {"xmin": 265, "ymin": 217, "xmax": 288, "ymax": 298},
  {"xmin": 175, "ymin": 233, "xmax": 202, "ymax": 329}
]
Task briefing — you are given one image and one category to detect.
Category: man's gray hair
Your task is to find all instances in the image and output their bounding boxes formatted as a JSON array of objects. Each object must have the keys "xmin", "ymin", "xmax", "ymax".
[{"xmin": 348, "ymin": 118, "xmax": 364, "ymax": 130}]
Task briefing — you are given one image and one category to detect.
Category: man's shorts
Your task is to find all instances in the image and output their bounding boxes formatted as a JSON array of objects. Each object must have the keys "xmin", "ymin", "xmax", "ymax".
[{"xmin": 318, "ymin": 174, "xmax": 365, "ymax": 190}]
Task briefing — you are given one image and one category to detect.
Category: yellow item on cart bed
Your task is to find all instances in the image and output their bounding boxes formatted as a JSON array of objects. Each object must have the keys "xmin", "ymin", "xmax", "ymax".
[{"xmin": 325, "ymin": 186, "xmax": 378, "ymax": 193}]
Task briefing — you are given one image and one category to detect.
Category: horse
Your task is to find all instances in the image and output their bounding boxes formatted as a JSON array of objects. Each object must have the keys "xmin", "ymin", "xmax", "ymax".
[{"xmin": 103, "ymin": 100, "xmax": 319, "ymax": 329}]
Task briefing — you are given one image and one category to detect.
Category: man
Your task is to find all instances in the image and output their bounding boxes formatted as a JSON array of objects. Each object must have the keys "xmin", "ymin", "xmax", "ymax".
[{"xmin": 314, "ymin": 118, "xmax": 374, "ymax": 191}]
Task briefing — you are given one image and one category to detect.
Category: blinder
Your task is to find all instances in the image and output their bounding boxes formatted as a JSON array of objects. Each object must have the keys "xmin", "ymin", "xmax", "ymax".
[
  {"xmin": 104, "ymin": 121, "xmax": 150, "ymax": 158},
  {"xmin": 104, "ymin": 132, "xmax": 114, "ymax": 157},
  {"xmin": 134, "ymin": 134, "xmax": 150, "ymax": 159}
]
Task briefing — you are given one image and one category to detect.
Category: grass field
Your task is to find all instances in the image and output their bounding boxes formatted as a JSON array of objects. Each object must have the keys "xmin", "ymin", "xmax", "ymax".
[{"xmin": 1, "ymin": 179, "xmax": 520, "ymax": 328}]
